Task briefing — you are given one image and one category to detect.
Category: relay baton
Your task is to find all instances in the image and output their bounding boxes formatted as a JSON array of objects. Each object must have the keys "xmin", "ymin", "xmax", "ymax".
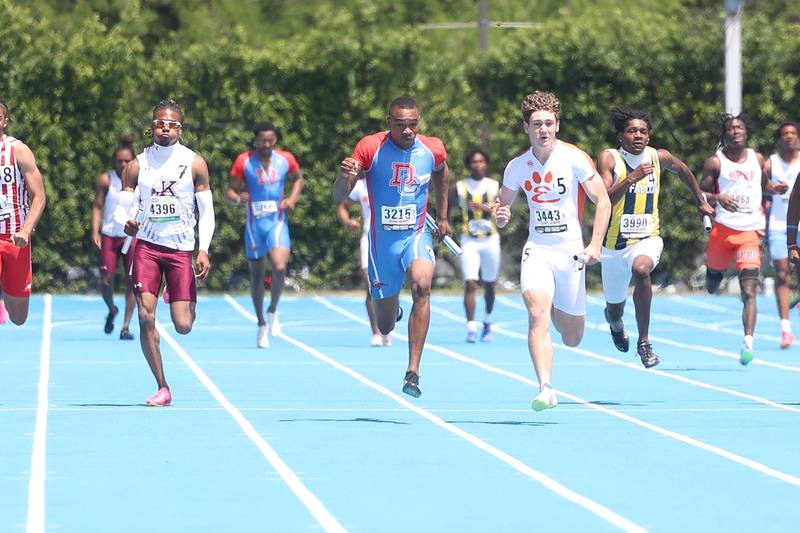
[
  {"xmin": 703, "ymin": 215, "xmax": 712, "ymax": 233},
  {"xmin": 424, "ymin": 213, "xmax": 462, "ymax": 256},
  {"xmin": 121, "ymin": 209, "xmax": 146, "ymax": 255}
]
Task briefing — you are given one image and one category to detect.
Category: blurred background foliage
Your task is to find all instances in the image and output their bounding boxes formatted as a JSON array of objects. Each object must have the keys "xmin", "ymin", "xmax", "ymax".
[{"xmin": 3, "ymin": 0, "xmax": 798, "ymax": 291}]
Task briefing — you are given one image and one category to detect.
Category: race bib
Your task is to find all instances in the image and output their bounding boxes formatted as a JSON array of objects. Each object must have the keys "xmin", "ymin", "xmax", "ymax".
[
  {"xmin": 252, "ymin": 200, "xmax": 279, "ymax": 218},
  {"xmin": 467, "ymin": 218, "xmax": 493, "ymax": 237},
  {"xmin": 0, "ymin": 193, "xmax": 11, "ymax": 221},
  {"xmin": 620, "ymin": 214, "xmax": 653, "ymax": 238},
  {"xmin": 149, "ymin": 196, "xmax": 180, "ymax": 223},
  {"xmin": 381, "ymin": 204, "xmax": 417, "ymax": 231},
  {"xmin": 533, "ymin": 207, "xmax": 567, "ymax": 234},
  {"xmin": 729, "ymin": 185, "xmax": 754, "ymax": 214}
]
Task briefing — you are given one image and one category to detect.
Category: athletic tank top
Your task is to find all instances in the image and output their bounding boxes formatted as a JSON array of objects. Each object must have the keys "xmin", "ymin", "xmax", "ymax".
[
  {"xmin": 136, "ymin": 143, "xmax": 198, "ymax": 251},
  {"xmin": 456, "ymin": 177, "xmax": 498, "ymax": 239},
  {"xmin": 0, "ymin": 135, "xmax": 27, "ymax": 235},
  {"xmin": 714, "ymin": 148, "xmax": 764, "ymax": 231},
  {"xmin": 767, "ymin": 152, "xmax": 800, "ymax": 232},
  {"xmin": 603, "ymin": 147, "xmax": 661, "ymax": 250},
  {"xmin": 101, "ymin": 169, "xmax": 128, "ymax": 238}
]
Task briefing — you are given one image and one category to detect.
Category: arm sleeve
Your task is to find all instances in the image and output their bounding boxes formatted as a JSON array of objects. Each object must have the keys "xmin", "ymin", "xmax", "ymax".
[{"xmin": 195, "ymin": 190, "xmax": 215, "ymax": 253}]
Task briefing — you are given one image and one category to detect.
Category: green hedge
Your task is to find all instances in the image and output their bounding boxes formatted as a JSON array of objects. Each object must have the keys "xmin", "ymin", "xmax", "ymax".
[{"xmin": 2, "ymin": 2, "xmax": 799, "ymax": 291}]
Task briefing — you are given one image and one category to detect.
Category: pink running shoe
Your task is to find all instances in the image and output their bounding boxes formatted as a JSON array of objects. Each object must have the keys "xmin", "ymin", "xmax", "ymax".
[
  {"xmin": 780, "ymin": 331, "xmax": 795, "ymax": 350},
  {"xmin": 146, "ymin": 387, "xmax": 172, "ymax": 407},
  {"xmin": 162, "ymin": 288, "xmax": 170, "ymax": 304},
  {"xmin": 0, "ymin": 301, "xmax": 8, "ymax": 325}
]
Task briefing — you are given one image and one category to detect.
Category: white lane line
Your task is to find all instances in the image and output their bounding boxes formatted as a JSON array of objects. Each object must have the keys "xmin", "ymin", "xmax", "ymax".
[
  {"xmin": 499, "ymin": 296, "xmax": 800, "ymax": 373},
  {"xmin": 585, "ymin": 295, "xmax": 782, "ymax": 342},
  {"xmin": 320, "ymin": 296, "xmax": 800, "ymax": 488},
  {"xmin": 223, "ymin": 295, "xmax": 647, "ymax": 533},
  {"xmin": 26, "ymin": 294, "xmax": 52, "ymax": 533},
  {"xmin": 427, "ymin": 301, "xmax": 800, "ymax": 414},
  {"xmin": 155, "ymin": 320, "xmax": 346, "ymax": 533},
  {"xmin": 670, "ymin": 295, "xmax": 780, "ymax": 323}
]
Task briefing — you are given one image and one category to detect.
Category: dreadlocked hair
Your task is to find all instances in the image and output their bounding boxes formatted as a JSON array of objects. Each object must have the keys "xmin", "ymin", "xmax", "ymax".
[
  {"xmin": 609, "ymin": 106, "xmax": 651, "ymax": 133},
  {"xmin": 521, "ymin": 91, "xmax": 560, "ymax": 122},
  {"xmin": 152, "ymin": 98, "xmax": 184, "ymax": 122}
]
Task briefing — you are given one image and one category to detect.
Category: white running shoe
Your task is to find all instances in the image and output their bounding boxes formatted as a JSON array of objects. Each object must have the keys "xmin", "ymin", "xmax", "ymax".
[
  {"xmin": 257, "ymin": 325, "xmax": 269, "ymax": 348},
  {"xmin": 532, "ymin": 384, "xmax": 558, "ymax": 412},
  {"xmin": 381, "ymin": 334, "xmax": 392, "ymax": 346},
  {"xmin": 268, "ymin": 312, "xmax": 281, "ymax": 336},
  {"xmin": 370, "ymin": 333, "xmax": 382, "ymax": 346}
]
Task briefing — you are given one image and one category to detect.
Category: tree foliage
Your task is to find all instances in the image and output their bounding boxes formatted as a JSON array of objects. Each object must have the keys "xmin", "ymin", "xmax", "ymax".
[{"xmin": 4, "ymin": 0, "xmax": 800, "ymax": 291}]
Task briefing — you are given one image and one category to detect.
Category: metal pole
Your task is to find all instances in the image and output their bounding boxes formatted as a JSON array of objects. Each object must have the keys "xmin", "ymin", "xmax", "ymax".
[{"xmin": 724, "ymin": 0, "xmax": 742, "ymax": 115}]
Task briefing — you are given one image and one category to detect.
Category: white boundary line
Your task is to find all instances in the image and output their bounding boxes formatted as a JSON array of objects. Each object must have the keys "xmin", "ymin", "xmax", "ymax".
[
  {"xmin": 585, "ymin": 295, "xmax": 782, "ymax": 342},
  {"xmin": 155, "ymin": 320, "xmax": 346, "ymax": 533},
  {"xmin": 26, "ymin": 294, "xmax": 52, "ymax": 533},
  {"xmin": 670, "ymin": 295, "xmax": 780, "ymax": 323},
  {"xmin": 223, "ymin": 295, "xmax": 647, "ymax": 532},
  {"xmin": 470, "ymin": 299, "xmax": 800, "ymax": 413},
  {"xmin": 499, "ymin": 296, "xmax": 800, "ymax": 374},
  {"xmin": 318, "ymin": 295, "xmax": 800, "ymax": 488}
]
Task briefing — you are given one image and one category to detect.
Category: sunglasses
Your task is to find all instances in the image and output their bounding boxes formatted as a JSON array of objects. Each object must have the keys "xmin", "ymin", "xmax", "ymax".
[{"xmin": 152, "ymin": 119, "xmax": 182, "ymax": 130}]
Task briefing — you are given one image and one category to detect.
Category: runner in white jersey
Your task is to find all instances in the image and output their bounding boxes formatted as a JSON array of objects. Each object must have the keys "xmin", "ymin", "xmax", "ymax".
[
  {"xmin": 0, "ymin": 99, "xmax": 46, "ymax": 326},
  {"xmin": 492, "ymin": 91, "xmax": 611, "ymax": 411},
  {"xmin": 337, "ymin": 178, "xmax": 390, "ymax": 346},
  {"xmin": 701, "ymin": 114, "xmax": 767, "ymax": 365},
  {"xmin": 763, "ymin": 122, "xmax": 800, "ymax": 347},
  {"xmin": 91, "ymin": 137, "xmax": 137, "ymax": 339},
  {"xmin": 449, "ymin": 148, "xmax": 501, "ymax": 342},
  {"xmin": 114, "ymin": 99, "xmax": 216, "ymax": 406}
]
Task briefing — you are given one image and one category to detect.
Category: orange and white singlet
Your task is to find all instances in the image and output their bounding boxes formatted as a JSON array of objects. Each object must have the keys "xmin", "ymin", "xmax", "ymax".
[
  {"xmin": 0, "ymin": 135, "xmax": 27, "ymax": 235},
  {"xmin": 714, "ymin": 148, "xmax": 764, "ymax": 231}
]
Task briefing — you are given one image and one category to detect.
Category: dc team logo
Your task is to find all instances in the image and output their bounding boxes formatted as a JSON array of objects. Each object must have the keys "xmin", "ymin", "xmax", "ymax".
[{"xmin": 389, "ymin": 163, "xmax": 418, "ymax": 194}]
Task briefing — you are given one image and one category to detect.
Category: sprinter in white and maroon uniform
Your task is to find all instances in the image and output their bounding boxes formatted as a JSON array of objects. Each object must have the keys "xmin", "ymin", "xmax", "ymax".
[
  {"xmin": 492, "ymin": 91, "xmax": 611, "ymax": 412},
  {"xmin": 701, "ymin": 114, "xmax": 767, "ymax": 366},
  {"xmin": 114, "ymin": 99, "xmax": 215, "ymax": 406},
  {"xmin": 0, "ymin": 99, "xmax": 46, "ymax": 326},
  {"xmin": 91, "ymin": 139, "xmax": 137, "ymax": 339},
  {"xmin": 763, "ymin": 121, "xmax": 800, "ymax": 348}
]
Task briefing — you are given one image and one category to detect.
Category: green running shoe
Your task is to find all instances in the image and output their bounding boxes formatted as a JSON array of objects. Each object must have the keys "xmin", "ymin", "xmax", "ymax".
[{"xmin": 739, "ymin": 345, "xmax": 754, "ymax": 366}]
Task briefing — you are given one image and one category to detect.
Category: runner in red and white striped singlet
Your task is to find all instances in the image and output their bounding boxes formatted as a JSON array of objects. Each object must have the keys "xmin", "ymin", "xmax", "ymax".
[{"xmin": 0, "ymin": 99, "xmax": 47, "ymax": 326}]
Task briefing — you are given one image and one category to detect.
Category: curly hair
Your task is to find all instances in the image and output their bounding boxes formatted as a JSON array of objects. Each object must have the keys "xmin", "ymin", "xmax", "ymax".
[
  {"xmin": 152, "ymin": 98, "xmax": 184, "ymax": 122},
  {"xmin": 609, "ymin": 105, "xmax": 651, "ymax": 133},
  {"xmin": 521, "ymin": 91, "xmax": 560, "ymax": 122}
]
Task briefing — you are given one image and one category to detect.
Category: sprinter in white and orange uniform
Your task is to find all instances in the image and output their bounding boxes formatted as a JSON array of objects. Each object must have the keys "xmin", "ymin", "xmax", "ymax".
[
  {"xmin": 492, "ymin": 91, "xmax": 611, "ymax": 412},
  {"xmin": 0, "ymin": 99, "xmax": 46, "ymax": 326},
  {"xmin": 114, "ymin": 99, "xmax": 216, "ymax": 406},
  {"xmin": 701, "ymin": 114, "xmax": 767, "ymax": 365}
]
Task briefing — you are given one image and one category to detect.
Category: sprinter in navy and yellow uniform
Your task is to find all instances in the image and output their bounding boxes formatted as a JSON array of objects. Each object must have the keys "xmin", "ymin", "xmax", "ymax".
[
  {"xmin": 598, "ymin": 106, "xmax": 713, "ymax": 368},
  {"xmin": 449, "ymin": 148, "xmax": 500, "ymax": 343}
]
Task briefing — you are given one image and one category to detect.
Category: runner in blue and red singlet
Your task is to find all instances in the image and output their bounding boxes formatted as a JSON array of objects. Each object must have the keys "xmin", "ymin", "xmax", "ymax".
[{"xmin": 335, "ymin": 96, "xmax": 451, "ymax": 398}]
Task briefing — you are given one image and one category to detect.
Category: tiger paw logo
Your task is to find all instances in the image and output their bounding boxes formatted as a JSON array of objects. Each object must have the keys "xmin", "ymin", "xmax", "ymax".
[{"xmin": 524, "ymin": 171, "xmax": 559, "ymax": 204}]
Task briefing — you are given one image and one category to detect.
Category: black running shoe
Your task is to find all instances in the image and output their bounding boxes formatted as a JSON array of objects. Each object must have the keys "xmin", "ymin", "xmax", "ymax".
[
  {"xmin": 119, "ymin": 328, "xmax": 134, "ymax": 341},
  {"xmin": 604, "ymin": 308, "xmax": 629, "ymax": 352},
  {"xmin": 104, "ymin": 305, "xmax": 118, "ymax": 334},
  {"xmin": 637, "ymin": 341, "xmax": 660, "ymax": 368},
  {"xmin": 396, "ymin": 306, "xmax": 404, "ymax": 322},
  {"xmin": 402, "ymin": 370, "xmax": 421, "ymax": 398}
]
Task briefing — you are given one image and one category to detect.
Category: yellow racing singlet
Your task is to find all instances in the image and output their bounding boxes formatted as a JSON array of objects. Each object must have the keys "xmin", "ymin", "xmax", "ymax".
[
  {"xmin": 603, "ymin": 147, "xmax": 661, "ymax": 250},
  {"xmin": 456, "ymin": 178, "xmax": 498, "ymax": 239}
]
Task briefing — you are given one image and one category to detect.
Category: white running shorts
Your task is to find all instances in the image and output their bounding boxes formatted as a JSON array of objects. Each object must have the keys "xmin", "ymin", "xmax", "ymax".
[
  {"xmin": 601, "ymin": 236, "xmax": 664, "ymax": 304},
  {"xmin": 520, "ymin": 241, "xmax": 586, "ymax": 316},
  {"xmin": 460, "ymin": 233, "xmax": 501, "ymax": 282}
]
